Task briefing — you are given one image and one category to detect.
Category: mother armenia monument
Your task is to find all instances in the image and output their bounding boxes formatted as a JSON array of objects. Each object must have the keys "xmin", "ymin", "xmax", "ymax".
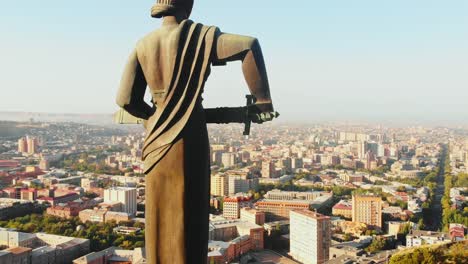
[{"xmin": 115, "ymin": 0, "xmax": 277, "ymax": 263}]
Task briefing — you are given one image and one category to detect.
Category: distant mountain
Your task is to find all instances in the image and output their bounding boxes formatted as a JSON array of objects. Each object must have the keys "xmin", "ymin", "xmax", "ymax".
[{"xmin": 0, "ymin": 111, "xmax": 113, "ymax": 125}]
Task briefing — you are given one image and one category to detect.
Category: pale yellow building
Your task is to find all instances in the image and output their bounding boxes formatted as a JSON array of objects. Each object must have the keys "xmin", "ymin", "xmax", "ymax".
[
  {"xmin": 352, "ymin": 194, "xmax": 382, "ymax": 228},
  {"xmin": 210, "ymin": 174, "xmax": 229, "ymax": 196}
]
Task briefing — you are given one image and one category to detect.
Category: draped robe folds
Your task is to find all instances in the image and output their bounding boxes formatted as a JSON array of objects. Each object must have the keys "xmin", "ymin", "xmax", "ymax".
[
  {"xmin": 119, "ymin": 19, "xmax": 218, "ymax": 263},
  {"xmin": 141, "ymin": 20, "xmax": 217, "ymax": 173}
]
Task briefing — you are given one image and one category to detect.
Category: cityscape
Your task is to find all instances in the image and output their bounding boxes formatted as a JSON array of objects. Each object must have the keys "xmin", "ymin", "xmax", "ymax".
[
  {"xmin": 2, "ymin": 1, "xmax": 467, "ymax": 264},
  {"xmin": 0, "ymin": 119, "xmax": 466, "ymax": 263}
]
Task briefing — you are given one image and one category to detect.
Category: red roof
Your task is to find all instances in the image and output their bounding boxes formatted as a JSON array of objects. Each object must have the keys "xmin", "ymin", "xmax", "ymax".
[
  {"xmin": 224, "ymin": 196, "xmax": 251, "ymax": 202},
  {"xmin": 449, "ymin": 226, "xmax": 465, "ymax": 238},
  {"xmin": 0, "ymin": 160, "xmax": 20, "ymax": 168},
  {"xmin": 38, "ymin": 197, "xmax": 54, "ymax": 201},
  {"xmin": 333, "ymin": 203, "xmax": 352, "ymax": 210},
  {"xmin": 21, "ymin": 188, "xmax": 37, "ymax": 193}
]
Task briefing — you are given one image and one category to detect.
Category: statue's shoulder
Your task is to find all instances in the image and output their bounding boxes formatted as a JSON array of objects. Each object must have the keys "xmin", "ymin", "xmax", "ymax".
[
  {"xmin": 185, "ymin": 20, "xmax": 220, "ymax": 34},
  {"xmin": 137, "ymin": 28, "xmax": 165, "ymax": 45},
  {"xmin": 134, "ymin": 21, "xmax": 219, "ymax": 52}
]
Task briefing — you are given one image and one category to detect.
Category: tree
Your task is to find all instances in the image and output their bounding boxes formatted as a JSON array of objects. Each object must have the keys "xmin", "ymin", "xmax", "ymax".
[{"xmin": 366, "ymin": 237, "xmax": 388, "ymax": 253}]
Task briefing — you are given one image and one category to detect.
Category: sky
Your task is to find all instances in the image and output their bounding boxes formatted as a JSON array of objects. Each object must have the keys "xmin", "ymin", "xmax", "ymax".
[{"xmin": 0, "ymin": 0, "xmax": 467, "ymax": 124}]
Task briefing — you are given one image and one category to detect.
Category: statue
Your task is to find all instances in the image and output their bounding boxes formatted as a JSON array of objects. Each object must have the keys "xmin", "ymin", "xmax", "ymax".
[{"xmin": 116, "ymin": 0, "xmax": 277, "ymax": 263}]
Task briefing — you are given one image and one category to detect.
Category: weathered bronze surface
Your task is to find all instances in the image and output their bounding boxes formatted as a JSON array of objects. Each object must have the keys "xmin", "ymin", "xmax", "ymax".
[{"xmin": 116, "ymin": 0, "xmax": 275, "ymax": 263}]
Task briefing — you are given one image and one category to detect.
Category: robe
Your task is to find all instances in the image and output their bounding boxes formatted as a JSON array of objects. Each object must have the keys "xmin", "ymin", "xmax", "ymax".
[{"xmin": 121, "ymin": 19, "xmax": 218, "ymax": 263}]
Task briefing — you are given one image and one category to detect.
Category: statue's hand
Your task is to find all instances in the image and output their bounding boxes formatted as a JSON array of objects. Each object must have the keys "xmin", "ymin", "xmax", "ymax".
[
  {"xmin": 248, "ymin": 101, "xmax": 278, "ymax": 124},
  {"xmin": 253, "ymin": 102, "xmax": 274, "ymax": 113}
]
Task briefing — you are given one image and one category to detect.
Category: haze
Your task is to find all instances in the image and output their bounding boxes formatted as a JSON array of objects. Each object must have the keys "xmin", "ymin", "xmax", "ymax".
[{"xmin": 0, "ymin": 0, "xmax": 467, "ymax": 124}]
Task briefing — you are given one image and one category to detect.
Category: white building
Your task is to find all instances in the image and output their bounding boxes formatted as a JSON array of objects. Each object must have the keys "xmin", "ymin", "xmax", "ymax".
[
  {"xmin": 290, "ymin": 210, "xmax": 331, "ymax": 264},
  {"xmin": 228, "ymin": 175, "xmax": 258, "ymax": 195},
  {"xmin": 221, "ymin": 153, "xmax": 236, "ymax": 168},
  {"xmin": 104, "ymin": 187, "xmax": 137, "ymax": 216},
  {"xmin": 406, "ymin": 230, "xmax": 451, "ymax": 247}
]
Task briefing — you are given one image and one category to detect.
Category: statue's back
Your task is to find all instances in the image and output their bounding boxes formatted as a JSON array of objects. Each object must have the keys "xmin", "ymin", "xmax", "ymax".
[{"xmin": 136, "ymin": 26, "xmax": 183, "ymax": 106}]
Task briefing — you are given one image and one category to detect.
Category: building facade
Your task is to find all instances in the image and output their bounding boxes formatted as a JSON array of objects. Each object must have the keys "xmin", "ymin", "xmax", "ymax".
[
  {"xmin": 210, "ymin": 174, "xmax": 229, "ymax": 197},
  {"xmin": 352, "ymin": 194, "xmax": 382, "ymax": 228},
  {"xmin": 290, "ymin": 210, "xmax": 331, "ymax": 264},
  {"xmin": 103, "ymin": 187, "xmax": 137, "ymax": 216}
]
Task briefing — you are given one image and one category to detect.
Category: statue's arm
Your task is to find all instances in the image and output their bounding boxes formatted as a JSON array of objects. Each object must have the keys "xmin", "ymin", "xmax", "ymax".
[
  {"xmin": 116, "ymin": 50, "xmax": 154, "ymax": 120},
  {"xmin": 213, "ymin": 31, "xmax": 273, "ymax": 112}
]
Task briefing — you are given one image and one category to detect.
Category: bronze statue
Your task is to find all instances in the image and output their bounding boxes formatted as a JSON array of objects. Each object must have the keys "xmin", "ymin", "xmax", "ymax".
[{"xmin": 116, "ymin": 0, "xmax": 276, "ymax": 263}]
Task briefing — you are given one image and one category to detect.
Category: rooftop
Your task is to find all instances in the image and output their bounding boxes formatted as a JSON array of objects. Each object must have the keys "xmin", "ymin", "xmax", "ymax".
[
  {"xmin": 6, "ymin": 247, "xmax": 32, "ymax": 255},
  {"xmin": 291, "ymin": 209, "xmax": 330, "ymax": 220}
]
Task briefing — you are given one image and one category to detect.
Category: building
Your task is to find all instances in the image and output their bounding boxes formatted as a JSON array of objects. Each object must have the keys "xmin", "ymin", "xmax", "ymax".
[
  {"xmin": 222, "ymin": 196, "xmax": 252, "ymax": 219},
  {"xmin": 73, "ymin": 247, "xmax": 145, "ymax": 264},
  {"xmin": 261, "ymin": 160, "xmax": 277, "ymax": 178},
  {"xmin": 221, "ymin": 153, "xmax": 236, "ymax": 168},
  {"xmin": 18, "ymin": 137, "xmax": 28, "ymax": 153},
  {"xmin": 78, "ymin": 209, "xmax": 131, "ymax": 223},
  {"xmin": 0, "ymin": 247, "xmax": 32, "ymax": 264},
  {"xmin": 386, "ymin": 221, "xmax": 411, "ymax": 237},
  {"xmin": 406, "ymin": 230, "xmax": 452, "ymax": 247},
  {"xmin": 211, "ymin": 174, "xmax": 229, "ymax": 197},
  {"xmin": 449, "ymin": 223, "xmax": 465, "ymax": 241},
  {"xmin": 292, "ymin": 158, "xmax": 304, "ymax": 170},
  {"xmin": 20, "ymin": 188, "xmax": 37, "ymax": 201},
  {"xmin": 208, "ymin": 216, "xmax": 264, "ymax": 263},
  {"xmin": 37, "ymin": 193, "xmax": 80, "ymax": 206},
  {"xmin": 290, "ymin": 210, "xmax": 331, "ymax": 264},
  {"xmin": 27, "ymin": 136, "xmax": 38, "ymax": 155},
  {"xmin": 113, "ymin": 226, "xmax": 141, "ymax": 235},
  {"xmin": 104, "ymin": 187, "xmax": 137, "ymax": 216},
  {"xmin": 332, "ymin": 200, "xmax": 352, "ymax": 219},
  {"xmin": 79, "ymin": 209, "xmax": 107, "ymax": 223},
  {"xmin": 240, "ymin": 208, "xmax": 265, "ymax": 226},
  {"xmin": 255, "ymin": 200, "xmax": 312, "ymax": 221},
  {"xmin": 255, "ymin": 190, "xmax": 333, "ymax": 221},
  {"xmin": 264, "ymin": 189, "xmax": 331, "ymax": 201},
  {"xmin": 339, "ymin": 173, "xmax": 364, "ymax": 183},
  {"xmin": 352, "ymin": 194, "xmax": 382, "ymax": 228},
  {"xmin": 47, "ymin": 205, "xmax": 81, "ymax": 219},
  {"xmin": 0, "ymin": 228, "xmax": 37, "ymax": 248},
  {"xmin": 228, "ymin": 174, "xmax": 259, "ymax": 195},
  {"xmin": 80, "ymin": 178, "xmax": 97, "ymax": 191},
  {"xmin": 0, "ymin": 230, "xmax": 90, "ymax": 264}
]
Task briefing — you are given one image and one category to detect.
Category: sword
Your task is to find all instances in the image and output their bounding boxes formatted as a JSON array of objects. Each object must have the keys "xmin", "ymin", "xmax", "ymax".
[{"xmin": 114, "ymin": 95, "xmax": 279, "ymax": 136}]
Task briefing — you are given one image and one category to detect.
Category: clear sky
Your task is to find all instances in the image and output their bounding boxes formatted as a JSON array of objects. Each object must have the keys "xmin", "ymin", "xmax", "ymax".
[{"xmin": 0, "ymin": 0, "xmax": 467, "ymax": 124}]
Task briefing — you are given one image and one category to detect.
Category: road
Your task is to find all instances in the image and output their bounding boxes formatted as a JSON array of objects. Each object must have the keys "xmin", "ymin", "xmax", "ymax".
[{"xmin": 427, "ymin": 144, "xmax": 447, "ymax": 231}]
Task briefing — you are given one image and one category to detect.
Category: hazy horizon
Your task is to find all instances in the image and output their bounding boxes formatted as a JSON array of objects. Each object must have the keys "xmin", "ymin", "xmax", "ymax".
[{"xmin": 1, "ymin": 0, "xmax": 467, "ymax": 123}]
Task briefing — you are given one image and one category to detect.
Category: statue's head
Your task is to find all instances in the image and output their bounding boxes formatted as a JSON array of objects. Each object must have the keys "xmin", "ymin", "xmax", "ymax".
[{"xmin": 151, "ymin": 0, "xmax": 194, "ymax": 19}]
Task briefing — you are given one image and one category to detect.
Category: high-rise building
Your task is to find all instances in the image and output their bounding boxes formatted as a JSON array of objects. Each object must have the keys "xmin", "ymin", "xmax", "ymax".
[
  {"xmin": 358, "ymin": 141, "xmax": 367, "ymax": 159},
  {"xmin": 210, "ymin": 174, "xmax": 229, "ymax": 196},
  {"xmin": 103, "ymin": 187, "xmax": 137, "ymax": 215},
  {"xmin": 282, "ymin": 158, "xmax": 292, "ymax": 173},
  {"xmin": 211, "ymin": 151, "xmax": 224, "ymax": 165},
  {"xmin": 367, "ymin": 142, "xmax": 379, "ymax": 156},
  {"xmin": 352, "ymin": 194, "xmax": 382, "ymax": 228},
  {"xmin": 223, "ymin": 196, "xmax": 252, "ymax": 219},
  {"xmin": 221, "ymin": 153, "xmax": 236, "ymax": 168},
  {"xmin": 290, "ymin": 210, "xmax": 330, "ymax": 264},
  {"xmin": 261, "ymin": 160, "xmax": 276, "ymax": 178},
  {"xmin": 17, "ymin": 137, "xmax": 27, "ymax": 153},
  {"xmin": 26, "ymin": 136, "xmax": 38, "ymax": 155},
  {"xmin": 228, "ymin": 175, "xmax": 258, "ymax": 195}
]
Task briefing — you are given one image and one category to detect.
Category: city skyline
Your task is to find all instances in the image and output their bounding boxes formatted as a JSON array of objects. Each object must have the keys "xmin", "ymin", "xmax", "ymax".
[{"xmin": 1, "ymin": 0, "xmax": 467, "ymax": 123}]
